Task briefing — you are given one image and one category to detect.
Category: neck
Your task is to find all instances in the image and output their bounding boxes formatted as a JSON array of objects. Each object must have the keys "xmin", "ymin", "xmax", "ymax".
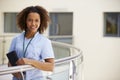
[{"xmin": 25, "ymin": 31, "xmax": 36, "ymax": 39}]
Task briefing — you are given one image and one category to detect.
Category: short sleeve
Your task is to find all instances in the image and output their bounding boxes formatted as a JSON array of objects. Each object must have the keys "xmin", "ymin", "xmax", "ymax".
[
  {"xmin": 9, "ymin": 37, "xmax": 16, "ymax": 52},
  {"xmin": 41, "ymin": 39, "xmax": 54, "ymax": 59}
]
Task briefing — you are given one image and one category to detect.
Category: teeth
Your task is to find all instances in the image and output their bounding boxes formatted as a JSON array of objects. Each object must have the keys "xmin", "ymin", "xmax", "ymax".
[{"xmin": 32, "ymin": 27, "xmax": 35, "ymax": 28}]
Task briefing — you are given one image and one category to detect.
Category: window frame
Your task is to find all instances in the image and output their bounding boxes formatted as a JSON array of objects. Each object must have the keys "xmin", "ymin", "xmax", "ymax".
[
  {"xmin": 4, "ymin": 12, "xmax": 21, "ymax": 33},
  {"xmin": 104, "ymin": 12, "xmax": 120, "ymax": 37}
]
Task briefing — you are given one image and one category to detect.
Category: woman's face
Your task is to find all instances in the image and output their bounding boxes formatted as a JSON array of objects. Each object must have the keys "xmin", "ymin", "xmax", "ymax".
[{"xmin": 26, "ymin": 12, "xmax": 40, "ymax": 33}]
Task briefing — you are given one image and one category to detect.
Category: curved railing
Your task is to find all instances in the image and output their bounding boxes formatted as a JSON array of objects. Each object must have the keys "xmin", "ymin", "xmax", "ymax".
[{"xmin": 0, "ymin": 41, "xmax": 83, "ymax": 80}]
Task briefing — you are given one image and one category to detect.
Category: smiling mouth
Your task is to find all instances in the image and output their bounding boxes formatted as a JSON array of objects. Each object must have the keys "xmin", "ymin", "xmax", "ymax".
[{"xmin": 31, "ymin": 27, "xmax": 37, "ymax": 29}]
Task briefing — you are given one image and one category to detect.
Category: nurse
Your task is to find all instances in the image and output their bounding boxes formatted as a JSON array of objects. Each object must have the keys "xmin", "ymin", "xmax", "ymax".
[{"xmin": 8, "ymin": 5, "xmax": 54, "ymax": 80}]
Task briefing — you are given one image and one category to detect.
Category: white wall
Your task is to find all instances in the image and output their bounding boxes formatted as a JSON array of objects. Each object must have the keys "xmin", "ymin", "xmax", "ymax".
[
  {"xmin": 0, "ymin": 0, "xmax": 120, "ymax": 80},
  {"xmin": 73, "ymin": 0, "xmax": 120, "ymax": 80}
]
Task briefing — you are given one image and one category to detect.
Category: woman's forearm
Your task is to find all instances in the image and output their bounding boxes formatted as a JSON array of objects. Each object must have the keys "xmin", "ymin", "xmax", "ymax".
[{"xmin": 16, "ymin": 58, "xmax": 54, "ymax": 71}]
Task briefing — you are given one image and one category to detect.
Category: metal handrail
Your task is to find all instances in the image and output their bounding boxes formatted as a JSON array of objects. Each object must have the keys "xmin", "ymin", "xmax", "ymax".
[
  {"xmin": 0, "ymin": 52, "xmax": 82, "ymax": 75},
  {"xmin": 0, "ymin": 41, "xmax": 83, "ymax": 79},
  {"xmin": 51, "ymin": 41, "xmax": 80, "ymax": 51},
  {"xmin": 0, "ymin": 65, "xmax": 34, "ymax": 75},
  {"xmin": 55, "ymin": 51, "xmax": 82, "ymax": 65}
]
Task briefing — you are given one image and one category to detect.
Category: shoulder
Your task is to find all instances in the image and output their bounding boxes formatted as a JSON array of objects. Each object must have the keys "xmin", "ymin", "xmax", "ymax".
[
  {"xmin": 36, "ymin": 32, "xmax": 51, "ymax": 43},
  {"xmin": 12, "ymin": 32, "xmax": 24, "ymax": 41}
]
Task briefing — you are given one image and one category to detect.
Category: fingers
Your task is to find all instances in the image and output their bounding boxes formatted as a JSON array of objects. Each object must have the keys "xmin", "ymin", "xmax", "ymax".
[
  {"xmin": 16, "ymin": 58, "xmax": 32, "ymax": 66},
  {"xmin": 12, "ymin": 72, "xmax": 22, "ymax": 78},
  {"xmin": 16, "ymin": 58, "xmax": 26, "ymax": 65}
]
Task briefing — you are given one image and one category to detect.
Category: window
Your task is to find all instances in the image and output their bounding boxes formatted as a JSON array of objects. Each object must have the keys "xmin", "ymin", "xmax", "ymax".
[
  {"xmin": 4, "ymin": 12, "xmax": 73, "ymax": 36},
  {"xmin": 4, "ymin": 12, "xmax": 73, "ymax": 44},
  {"xmin": 49, "ymin": 12, "xmax": 73, "ymax": 36},
  {"xmin": 4, "ymin": 12, "xmax": 21, "ymax": 33},
  {"xmin": 104, "ymin": 12, "xmax": 120, "ymax": 37},
  {"xmin": 49, "ymin": 12, "xmax": 73, "ymax": 44}
]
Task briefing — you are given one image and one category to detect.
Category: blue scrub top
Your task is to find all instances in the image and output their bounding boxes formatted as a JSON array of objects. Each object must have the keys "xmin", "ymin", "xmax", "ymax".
[{"xmin": 9, "ymin": 32, "xmax": 54, "ymax": 80}]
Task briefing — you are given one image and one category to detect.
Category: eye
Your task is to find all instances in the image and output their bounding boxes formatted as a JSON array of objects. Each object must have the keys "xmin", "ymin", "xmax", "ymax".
[
  {"xmin": 35, "ymin": 19, "xmax": 39, "ymax": 22},
  {"xmin": 28, "ymin": 19, "xmax": 32, "ymax": 22}
]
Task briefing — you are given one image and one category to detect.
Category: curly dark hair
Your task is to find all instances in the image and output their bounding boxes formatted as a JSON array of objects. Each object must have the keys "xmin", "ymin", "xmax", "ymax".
[{"xmin": 17, "ymin": 6, "xmax": 50, "ymax": 33}]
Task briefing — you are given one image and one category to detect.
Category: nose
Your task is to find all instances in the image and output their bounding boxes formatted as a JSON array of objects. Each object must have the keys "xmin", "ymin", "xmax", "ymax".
[{"xmin": 32, "ymin": 21, "xmax": 35, "ymax": 25}]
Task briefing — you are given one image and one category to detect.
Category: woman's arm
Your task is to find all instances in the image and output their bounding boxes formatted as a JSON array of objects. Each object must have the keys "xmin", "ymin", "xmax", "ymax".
[{"xmin": 16, "ymin": 58, "xmax": 54, "ymax": 71}]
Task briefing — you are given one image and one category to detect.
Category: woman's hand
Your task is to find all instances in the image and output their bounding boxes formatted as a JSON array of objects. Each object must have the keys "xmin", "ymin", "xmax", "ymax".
[
  {"xmin": 8, "ymin": 62, "xmax": 22, "ymax": 78},
  {"xmin": 16, "ymin": 58, "xmax": 31, "ymax": 65},
  {"xmin": 12, "ymin": 72, "xmax": 22, "ymax": 78}
]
